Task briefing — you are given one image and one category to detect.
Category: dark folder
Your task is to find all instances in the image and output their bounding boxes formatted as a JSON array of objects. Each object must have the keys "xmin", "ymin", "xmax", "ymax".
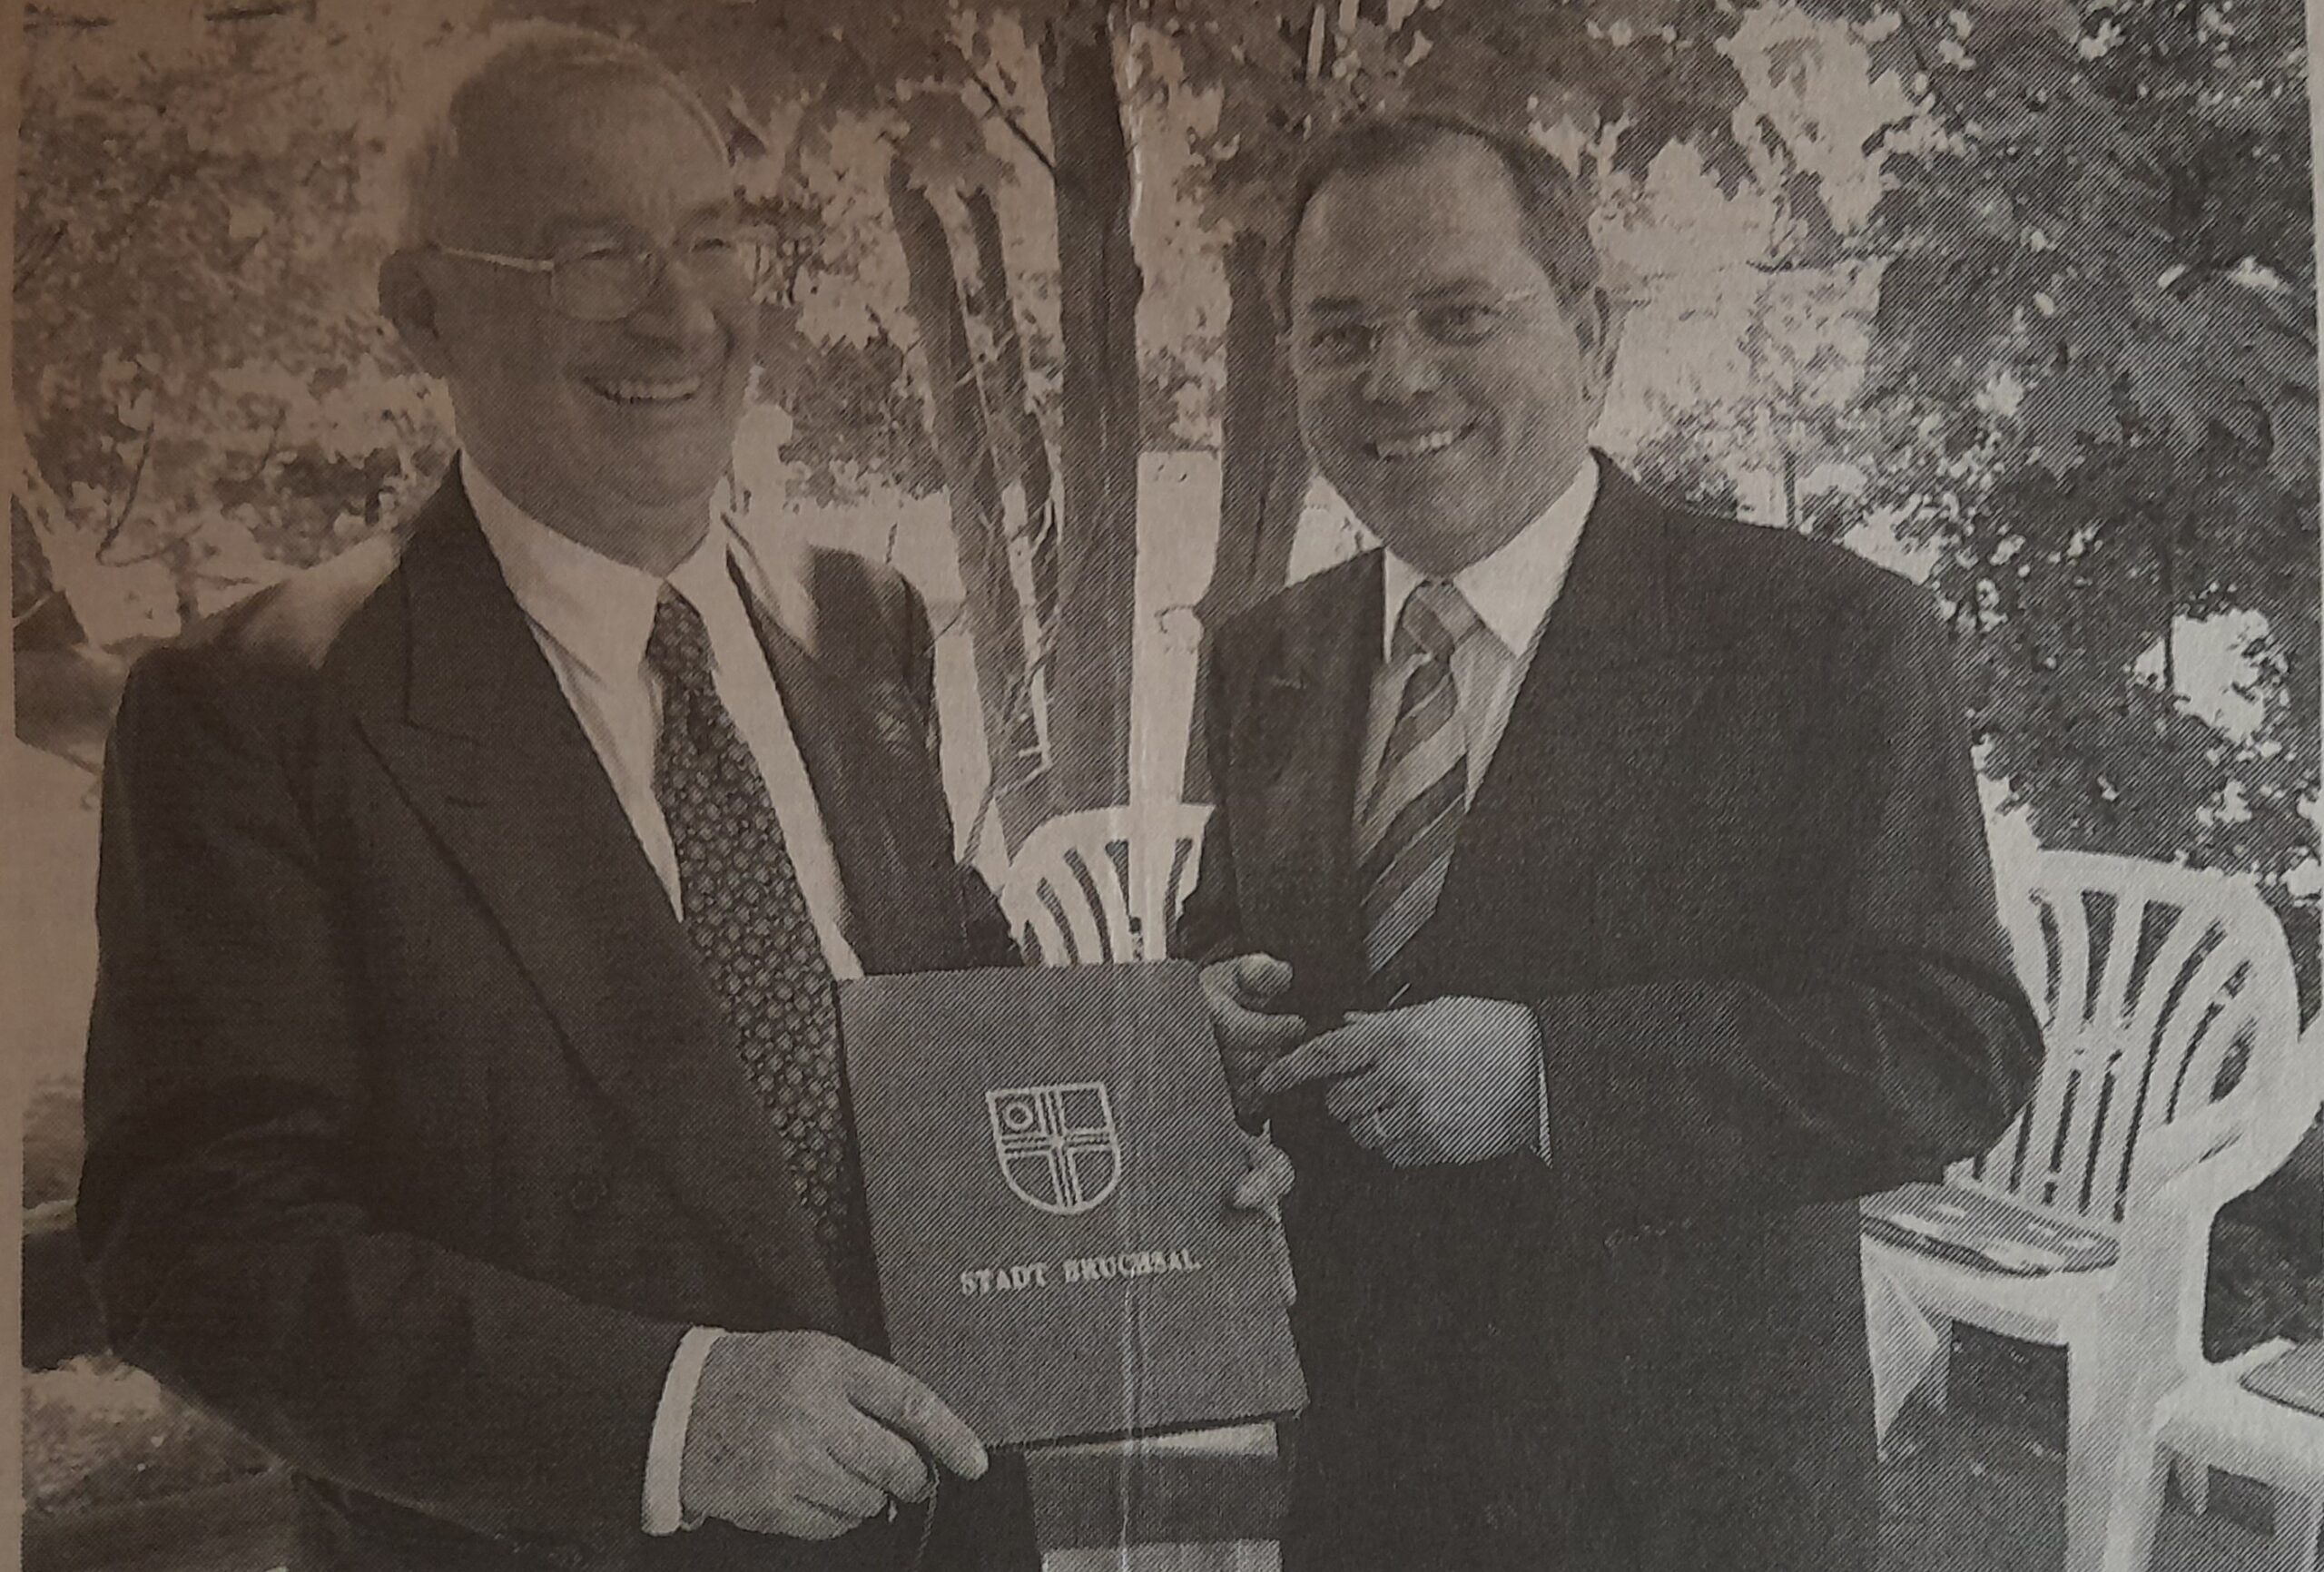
[{"xmin": 839, "ymin": 961, "xmax": 1306, "ymax": 1446}]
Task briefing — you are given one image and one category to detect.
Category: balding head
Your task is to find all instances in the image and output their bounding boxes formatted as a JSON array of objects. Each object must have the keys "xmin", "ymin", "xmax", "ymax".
[{"xmin": 390, "ymin": 24, "xmax": 727, "ymax": 251}]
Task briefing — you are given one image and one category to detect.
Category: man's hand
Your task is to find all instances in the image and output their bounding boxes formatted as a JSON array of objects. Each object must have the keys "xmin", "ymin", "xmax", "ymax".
[
  {"xmin": 1228, "ymin": 1125, "xmax": 1297, "ymax": 1308},
  {"xmin": 1203, "ymin": 954, "xmax": 1307, "ymax": 1123},
  {"xmin": 682, "ymin": 1331, "xmax": 986, "ymax": 1539},
  {"xmin": 1253, "ymin": 996, "xmax": 1540, "ymax": 1166}
]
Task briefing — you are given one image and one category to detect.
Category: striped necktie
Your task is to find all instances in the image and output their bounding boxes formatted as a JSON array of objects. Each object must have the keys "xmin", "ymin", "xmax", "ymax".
[
  {"xmin": 646, "ymin": 586, "xmax": 875, "ymax": 1321},
  {"xmin": 1357, "ymin": 581, "xmax": 1479, "ymax": 978}
]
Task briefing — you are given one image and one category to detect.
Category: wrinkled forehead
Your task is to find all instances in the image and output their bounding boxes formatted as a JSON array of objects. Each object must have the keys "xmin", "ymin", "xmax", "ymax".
[
  {"xmin": 1290, "ymin": 138, "xmax": 1546, "ymax": 310},
  {"xmin": 432, "ymin": 69, "xmax": 733, "ymax": 251}
]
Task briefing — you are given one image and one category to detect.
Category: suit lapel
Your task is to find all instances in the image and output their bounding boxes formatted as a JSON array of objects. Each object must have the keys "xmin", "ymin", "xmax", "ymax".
[
  {"xmin": 356, "ymin": 478, "xmax": 823, "ymax": 1304},
  {"xmin": 1423, "ymin": 464, "xmax": 1712, "ymax": 978},
  {"xmin": 1239, "ymin": 553, "xmax": 1380, "ymax": 1017}
]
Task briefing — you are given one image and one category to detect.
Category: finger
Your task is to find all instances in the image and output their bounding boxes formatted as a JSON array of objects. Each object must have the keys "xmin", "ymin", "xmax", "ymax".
[
  {"xmin": 794, "ymin": 1459, "xmax": 889, "ymax": 1523},
  {"xmin": 1221, "ymin": 1011, "xmax": 1308, "ymax": 1069},
  {"xmin": 832, "ymin": 1420, "xmax": 935, "ymax": 1503},
  {"xmin": 1230, "ymin": 1134, "xmax": 1295, "ymax": 1211},
  {"xmin": 1348, "ymin": 1106, "xmax": 1400, "ymax": 1153},
  {"xmin": 1231, "ymin": 953, "xmax": 1295, "ymax": 1006},
  {"xmin": 1382, "ymin": 1133, "xmax": 1434, "ymax": 1168},
  {"xmin": 1323, "ymin": 1069, "xmax": 1392, "ymax": 1124},
  {"xmin": 743, "ymin": 1498, "xmax": 863, "ymax": 1541},
  {"xmin": 848, "ymin": 1358, "xmax": 989, "ymax": 1480},
  {"xmin": 1255, "ymin": 1030, "xmax": 1376, "ymax": 1097}
]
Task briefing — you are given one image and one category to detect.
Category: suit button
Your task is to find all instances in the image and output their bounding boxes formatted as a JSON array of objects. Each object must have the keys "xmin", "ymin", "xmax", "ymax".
[{"xmin": 563, "ymin": 1172, "xmax": 610, "ymax": 1214}]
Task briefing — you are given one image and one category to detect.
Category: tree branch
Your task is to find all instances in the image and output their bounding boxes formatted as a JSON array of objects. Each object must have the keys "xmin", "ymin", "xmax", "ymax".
[
  {"xmin": 25, "ymin": 9, "xmax": 112, "ymax": 31},
  {"xmin": 14, "ymin": 222, "xmax": 67, "ymax": 290},
  {"xmin": 94, "ymin": 418, "xmax": 158, "ymax": 565},
  {"xmin": 1896, "ymin": 7, "xmax": 1974, "ymax": 142},
  {"xmin": 30, "ymin": 3, "xmax": 304, "ymax": 27},
  {"xmin": 969, "ymin": 70, "xmax": 1058, "ymax": 178}
]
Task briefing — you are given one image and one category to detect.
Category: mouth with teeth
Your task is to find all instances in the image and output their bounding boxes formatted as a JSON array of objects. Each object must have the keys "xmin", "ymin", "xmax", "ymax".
[
  {"xmin": 585, "ymin": 370, "xmax": 710, "ymax": 407},
  {"xmin": 1363, "ymin": 424, "xmax": 1475, "ymax": 462}
]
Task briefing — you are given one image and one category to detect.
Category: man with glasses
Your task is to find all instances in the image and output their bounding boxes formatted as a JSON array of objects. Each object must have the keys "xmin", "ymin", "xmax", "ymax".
[
  {"xmin": 80, "ymin": 26, "xmax": 1039, "ymax": 1570},
  {"xmin": 1181, "ymin": 115, "xmax": 2039, "ymax": 1570}
]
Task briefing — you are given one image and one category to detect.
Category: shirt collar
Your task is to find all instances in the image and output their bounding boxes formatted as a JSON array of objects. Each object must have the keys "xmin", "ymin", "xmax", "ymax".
[
  {"xmin": 1381, "ymin": 450, "xmax": 1600, "ymax": 662},
  {"xmin": 463, "ymin": 457, "xmax": 732, "ymax": 684}
]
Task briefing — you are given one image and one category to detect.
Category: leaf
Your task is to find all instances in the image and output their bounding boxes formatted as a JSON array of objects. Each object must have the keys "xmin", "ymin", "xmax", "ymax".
[{"xmin": 2018, "ymin": 361, "xmax": 2119, "ymax": 470}]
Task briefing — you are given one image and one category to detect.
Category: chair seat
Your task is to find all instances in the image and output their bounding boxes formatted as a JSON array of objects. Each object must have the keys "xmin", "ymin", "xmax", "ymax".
[
  {"xmin": 1862, "ymin": 1183, "xmax": 2119, "ymax": 1274},
  {"xmin": 1862, "ymin": 1185, "xmax": 2121, "ymax": 1347},
  {"xmin": 2242, "ymin": 1342, "xmax": 2324, "ymax": 1420},
  {"xmin": 2155, "ymin": 1342, "xmax": 2324, "ymax": 1492}
]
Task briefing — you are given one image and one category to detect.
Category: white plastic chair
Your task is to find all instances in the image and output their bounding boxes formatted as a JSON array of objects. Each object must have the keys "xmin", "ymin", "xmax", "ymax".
[
  {"xmin": 1861, "ymin": 850, "xmax": 2309, "ymax": 1572},
  {"xmin": 2098, "ymin": 1029, "xmax": 2324, "ymax": 1572},
  {"xmin": 998, "ymin": 802, "xmax": 1213, "ymax": 966}
]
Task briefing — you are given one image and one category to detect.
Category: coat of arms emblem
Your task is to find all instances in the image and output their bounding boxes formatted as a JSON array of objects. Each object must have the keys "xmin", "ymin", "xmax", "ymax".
[{"xmin": 987, "ymin": 1082, "xmax": 1121, "ymax": 1215}]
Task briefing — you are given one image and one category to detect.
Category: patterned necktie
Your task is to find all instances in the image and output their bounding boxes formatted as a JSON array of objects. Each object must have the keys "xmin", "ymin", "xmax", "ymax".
[
  {"xmin": 646, "ymin": 586, "xmax": 871, "ymax": 1300},
  {"xmin": 1357, "ymin": 582, "xmax": 1479, "ymax": 978}
]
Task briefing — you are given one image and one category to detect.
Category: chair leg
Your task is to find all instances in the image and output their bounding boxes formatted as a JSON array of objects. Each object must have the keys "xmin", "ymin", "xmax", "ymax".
[
  {"xmin": 2102, "ymin": 1437, "xmax": 2170, "ymax": 1572},
  {"xmin": 2171, "ymin": 1454, "xmax": 2211, "ymax": 1516},
  {"xmin": 2270, "ymin": 1488, "xmax": 2323, "ymax": 1572},
  {"xmin": 1922, "ymin": 1315, "xmax": 1953, "ymax": 1412},
  {"xmin": 2065, "ymin": 1347, "xmax": 2132, "ymax": 1572}
]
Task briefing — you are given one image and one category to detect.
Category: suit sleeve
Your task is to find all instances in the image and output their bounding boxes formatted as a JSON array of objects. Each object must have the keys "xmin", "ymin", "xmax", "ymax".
[
  {"xmin": 79, "ymin": 652, "xmax": 687, "ymax": 1555},
  {"xmin": 1531, "ymin": 597, "xmax": 2042, "ymax": 1236},
  {"xmin": 1172, "ymin": 643, "xmax": 1244, "ymax": 966}
]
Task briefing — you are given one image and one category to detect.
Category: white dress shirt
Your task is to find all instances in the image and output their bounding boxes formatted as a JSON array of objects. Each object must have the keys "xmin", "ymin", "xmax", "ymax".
[
  {"xmin": 464, "ymin": 463, "xmax": 856, "ymax": 1536},
  {"xmin": 1356, "ymin": 453, "xmax": 1600, "ymax": 1158},
  {"xmin": 1359, "ymin": 453, "xmax": 1599, "ymax": 807}
]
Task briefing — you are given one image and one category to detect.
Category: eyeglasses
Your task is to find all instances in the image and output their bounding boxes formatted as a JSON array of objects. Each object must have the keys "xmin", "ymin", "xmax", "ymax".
[
  {"xmin": 1289, "ymin": 289, "xmax": 1547, "ymax": 370},
  {"xmin": 430, "ymin": 224, "xmax": 779, "ymax": 323}
]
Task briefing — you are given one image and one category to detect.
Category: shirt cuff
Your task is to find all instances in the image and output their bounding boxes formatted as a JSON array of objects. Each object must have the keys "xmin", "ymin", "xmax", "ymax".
[
  {"xmin": 643, "ymin": 1327, "xmax": 727, "ymax": 1535},
  {"xmin": 1531, "ymin": 1013, "xmax": 1552, "ymax": 1165}
]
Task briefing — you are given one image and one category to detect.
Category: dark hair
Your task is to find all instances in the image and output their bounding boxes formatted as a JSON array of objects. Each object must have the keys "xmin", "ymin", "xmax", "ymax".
[{"xmin": 1275, "ymin": 113, "xmax": 1604, "ymax": 344}]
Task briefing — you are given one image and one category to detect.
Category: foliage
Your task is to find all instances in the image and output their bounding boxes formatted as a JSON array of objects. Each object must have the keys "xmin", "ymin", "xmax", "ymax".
[
  {"xmin": 15, "ymin": 1, "xmax": 462, "ymax": 638},
  {"xmin": 24, "ymin": 1357, "xmax": 272, "ymax": 1519},
  {"xmin": 773, "ymin": 331, "xmax": 946, "ymax": 506},
  {"xmin": 1833, "ymin": 0, "xmax": 2319, "ymax": 1002}
]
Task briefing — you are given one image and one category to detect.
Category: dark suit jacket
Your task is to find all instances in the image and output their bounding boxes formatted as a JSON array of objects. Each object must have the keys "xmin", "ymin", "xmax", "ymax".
[
  {"xmin": 1176, "ymin": 462, "xmax": 2042, "ymax": 1571},
  {"xmin": 80, "ymin": 471, "xmax": 1028, "ymax": 1571}
]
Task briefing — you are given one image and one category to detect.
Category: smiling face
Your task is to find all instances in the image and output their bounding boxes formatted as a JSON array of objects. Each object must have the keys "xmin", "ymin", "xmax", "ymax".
[
  {"xmin": 1289, "ymin": 133, "xmax": 1611, "ymax": 577},
  {"xmin": 391, "ymin": 70, "xmax": 751, "ymax": 572}
]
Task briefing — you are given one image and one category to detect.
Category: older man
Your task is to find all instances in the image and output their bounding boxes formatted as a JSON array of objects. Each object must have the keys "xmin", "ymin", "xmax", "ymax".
[
  {"xmin": 1183, "ymin": 116, "xmax": 2042, "ymax": 1570},
  {"xmin": 80, "ymin": 29, "xmax": 1035, "ymax": 1570}
]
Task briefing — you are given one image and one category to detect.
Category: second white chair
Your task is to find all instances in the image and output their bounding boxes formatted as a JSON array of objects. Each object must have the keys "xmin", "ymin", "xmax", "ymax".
[{"xmin": 1861, "ymin": 850, "xmax": 2309, "ymax": 1572}]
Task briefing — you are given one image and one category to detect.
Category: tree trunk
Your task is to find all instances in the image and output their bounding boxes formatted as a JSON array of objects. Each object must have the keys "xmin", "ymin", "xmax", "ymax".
[
  {"xmin": 1041, "ymin": 3, "xmax": 1142, "ymax": 812},
  {"xmin": 886, "ymin": 155, "xmax": 1049, "ymax": 852},
  {"xmin": 1182, "ymin": 228, "xmax": 1310, "ymax": 801},
  {"xmin": 962, "ymin": 188, "xmax": 1059, "ymax": 634}
]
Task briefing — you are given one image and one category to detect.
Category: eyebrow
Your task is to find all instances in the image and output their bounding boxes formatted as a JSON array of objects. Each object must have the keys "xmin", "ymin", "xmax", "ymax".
[
  {"xmin": 535, "ymin": 199, "xmax": 744, "ymax": 245},
  {"xmin": 1298, "ymin": 280, "xmax": 1514, "ymax": 314}
]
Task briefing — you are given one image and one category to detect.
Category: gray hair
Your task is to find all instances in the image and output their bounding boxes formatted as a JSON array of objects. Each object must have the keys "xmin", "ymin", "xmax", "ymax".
[{"xmin": 389, "ymin": 23, "xmax": 728, "ymax": 251}]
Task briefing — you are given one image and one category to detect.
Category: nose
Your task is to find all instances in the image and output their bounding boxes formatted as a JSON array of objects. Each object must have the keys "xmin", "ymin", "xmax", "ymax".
[
  {"xmin": 624, "ymin": 250, "xmax": 722, "ymax": 347},
  {"xmin": 1359, "ymin": 317, "xmax": 1442, "ymax": 403}
]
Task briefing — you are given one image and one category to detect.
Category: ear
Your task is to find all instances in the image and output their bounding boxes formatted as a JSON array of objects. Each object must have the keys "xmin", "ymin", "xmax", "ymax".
[
  {"xmin": 1581, "ymin": 286, "xmax": 1622, "ymax": 409},
  {"xmin": 379, "ymin": 250, "xmax": 455, "ymax": 377}
]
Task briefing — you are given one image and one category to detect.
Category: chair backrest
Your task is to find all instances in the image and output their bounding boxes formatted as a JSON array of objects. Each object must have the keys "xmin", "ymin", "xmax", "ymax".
[
  {"xmin": 1961, "ymin": 850, "xmax": 2305, "ymax": 1225},
  {"xmin": 998, "ymin": 803, "xmax": 1215, "ymax": 967}
]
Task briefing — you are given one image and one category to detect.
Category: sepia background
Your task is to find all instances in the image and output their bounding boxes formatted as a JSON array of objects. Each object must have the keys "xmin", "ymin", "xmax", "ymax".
[{"xmin": 11, "ymin": 0, "xmax": 2319, "ymax": 1567}]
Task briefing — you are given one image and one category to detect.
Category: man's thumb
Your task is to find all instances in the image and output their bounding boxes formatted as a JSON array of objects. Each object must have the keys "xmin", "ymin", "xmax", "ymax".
[{"xmin": 1235, "ymin": 953, "xmax": 1294, "ymax": 1002}]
